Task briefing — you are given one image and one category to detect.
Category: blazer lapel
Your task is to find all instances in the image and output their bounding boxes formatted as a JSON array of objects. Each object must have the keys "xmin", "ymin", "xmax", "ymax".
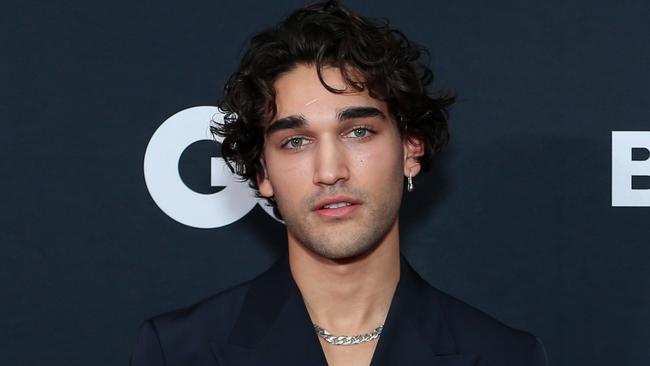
[
  {"xmin": 210, "ymin": 255, "xmax": 328, "ymax": 366},
  {"xmin": 211, "ymin": 254, "xmax": 478, "ymax": 366},
  {"xmin": 369, "ymin": 256, "xmax": 479, "ymax": 366}
]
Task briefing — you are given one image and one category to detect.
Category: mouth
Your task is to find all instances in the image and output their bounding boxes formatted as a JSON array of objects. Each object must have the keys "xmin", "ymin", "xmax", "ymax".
[{"xmin": 313, "ymin": 196, "xmax": 361, "ymax": 219}]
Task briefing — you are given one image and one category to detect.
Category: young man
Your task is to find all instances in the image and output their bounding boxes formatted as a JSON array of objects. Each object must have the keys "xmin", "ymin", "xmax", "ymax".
[{"xmin": 131, "ymin": 1, "xmax": 547, "ymax": 365}]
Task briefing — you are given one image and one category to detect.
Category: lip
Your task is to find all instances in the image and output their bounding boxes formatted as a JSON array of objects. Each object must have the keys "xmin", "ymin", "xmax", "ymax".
[
  {"xmin": 313, "ymin": 195, "xmax": 361, "ymax": 220},
  {"xmin": 313, "ymin": 195, "xmax": 361, "ymax": 211}
]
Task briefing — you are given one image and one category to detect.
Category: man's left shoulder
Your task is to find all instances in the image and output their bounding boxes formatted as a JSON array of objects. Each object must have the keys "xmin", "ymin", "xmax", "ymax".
[{"xmin": 427, "ymin": 284, "xmax": 547, "ymax": 364}]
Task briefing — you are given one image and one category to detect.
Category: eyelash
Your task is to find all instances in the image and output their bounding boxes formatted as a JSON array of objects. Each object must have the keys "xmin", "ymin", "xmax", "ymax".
[{"xmin": 280, "ymin": 126, "xmax": 376, "ymax": 150}]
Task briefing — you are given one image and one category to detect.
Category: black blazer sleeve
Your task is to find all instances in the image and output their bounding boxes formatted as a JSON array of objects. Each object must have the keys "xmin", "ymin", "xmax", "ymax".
[
  {"xmin": 130, "ymin": 320, "xmax": 165, "ymax": 366},
  {"xmin": 530, "ymin": 336, "xmax": 549, "ymax": 366}
]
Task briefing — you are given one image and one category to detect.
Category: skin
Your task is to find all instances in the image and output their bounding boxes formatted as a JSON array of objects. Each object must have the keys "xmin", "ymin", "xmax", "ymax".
[{"xmin": 258, "ymin": 64, "xmax": 424, "ymax": 366}]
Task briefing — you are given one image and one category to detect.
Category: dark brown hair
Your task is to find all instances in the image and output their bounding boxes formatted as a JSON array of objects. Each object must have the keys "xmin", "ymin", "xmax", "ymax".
[{"xmin": 212, "ymin": 0, "xmax": 454, "ymax": 210}]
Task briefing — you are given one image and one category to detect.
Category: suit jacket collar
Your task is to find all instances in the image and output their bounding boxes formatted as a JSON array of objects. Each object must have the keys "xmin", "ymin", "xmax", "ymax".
[{"xmin": 212, "ymin": 254, "xmax": 478, "ymax": 365}]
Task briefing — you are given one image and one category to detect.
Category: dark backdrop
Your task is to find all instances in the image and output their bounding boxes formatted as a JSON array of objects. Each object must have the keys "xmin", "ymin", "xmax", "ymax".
[{"xmin": 2, "ymin": 0, "xmax": 649, "ymax": 365}]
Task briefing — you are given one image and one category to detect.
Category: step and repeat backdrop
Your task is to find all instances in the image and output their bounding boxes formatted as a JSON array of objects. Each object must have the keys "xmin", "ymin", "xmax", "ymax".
[{"xmin": 2, "ymin": 0, "xmax": 649, "ymax": 365}]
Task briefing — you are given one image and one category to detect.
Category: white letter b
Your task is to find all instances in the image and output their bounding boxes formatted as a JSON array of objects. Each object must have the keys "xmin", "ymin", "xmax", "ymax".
[{"xmin": 612, "ymin": 131, "xmax": 650, "ymax": 207}]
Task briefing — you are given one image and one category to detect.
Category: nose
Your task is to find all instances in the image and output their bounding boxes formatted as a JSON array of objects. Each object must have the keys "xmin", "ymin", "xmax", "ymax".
[{"xmin": 313, "ymin": 136, "xmax": 350, "ymax": 186}]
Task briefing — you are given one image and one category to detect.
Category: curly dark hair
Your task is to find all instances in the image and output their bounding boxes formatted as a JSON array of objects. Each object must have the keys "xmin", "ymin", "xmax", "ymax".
[{"xmin": 212, "ymin": 0, "xmax": 454, "ymax": 212}]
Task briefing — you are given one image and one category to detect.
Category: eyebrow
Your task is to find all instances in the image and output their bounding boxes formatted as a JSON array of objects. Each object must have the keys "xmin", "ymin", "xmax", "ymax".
[
  {"xmin": 265, "ymin": 115, "xmax": 307, "ymax": 135},
  {"xmin": 337, "ymin": 106, "xmax": 386, "ymax": 121},
  {"xmin": 265, "ymin": 106, "xmax": 386, "ymax": 136}
]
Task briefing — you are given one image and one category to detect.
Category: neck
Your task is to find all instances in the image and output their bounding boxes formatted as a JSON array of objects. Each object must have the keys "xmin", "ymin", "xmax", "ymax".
[{"xmin": 287, "ymin": 222, "xmax": 401, "ymax": 335}]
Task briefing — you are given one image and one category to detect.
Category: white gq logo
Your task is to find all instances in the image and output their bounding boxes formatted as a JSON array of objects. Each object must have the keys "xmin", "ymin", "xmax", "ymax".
[
  {"xmin": 144, "ymin": 106, "xmax": 277, "ymax": 228},
  {"xmin": 612, "ymin": 131, "xmax": 650, "ymax": 207}
]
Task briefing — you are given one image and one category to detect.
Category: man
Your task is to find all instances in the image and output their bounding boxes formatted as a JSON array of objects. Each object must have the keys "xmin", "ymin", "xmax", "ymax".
[{"xmin": 131, "ymin": 1, "xmax": 548, "ymax": 365}]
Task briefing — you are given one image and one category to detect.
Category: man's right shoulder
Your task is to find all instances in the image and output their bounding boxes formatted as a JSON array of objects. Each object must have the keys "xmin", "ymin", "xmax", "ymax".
[
  {"xmin": 130, "ymin": 279, "xmax": 254, "ymax": 366},
  {"xmin": 148, "ymin": 279, "xmax": 253, "ymax": 342},
  {"xmin": 130, "ymin": 256, "xmax": 294, "ymax": 366}
]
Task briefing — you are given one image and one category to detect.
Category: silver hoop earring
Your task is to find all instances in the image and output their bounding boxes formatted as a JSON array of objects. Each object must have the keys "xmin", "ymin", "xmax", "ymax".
[{"xmin": 407, "ymin": 171, "xmax": 414, "ymax": 192}]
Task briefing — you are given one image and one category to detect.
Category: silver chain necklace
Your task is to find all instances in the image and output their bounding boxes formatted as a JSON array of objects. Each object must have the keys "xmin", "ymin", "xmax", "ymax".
[{"xmin": 313, "ymin": 324, "xmax": 383, "ymax": 346}]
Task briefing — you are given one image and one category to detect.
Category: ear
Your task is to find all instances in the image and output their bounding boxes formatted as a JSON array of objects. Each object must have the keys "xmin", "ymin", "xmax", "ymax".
[
  {"xmin": 257, "ymin": 157, "xmax": 274, "ymax": 198},
  {"xmin": 403, "ymin": 135, "xmax": 425, "ymax": 177}
]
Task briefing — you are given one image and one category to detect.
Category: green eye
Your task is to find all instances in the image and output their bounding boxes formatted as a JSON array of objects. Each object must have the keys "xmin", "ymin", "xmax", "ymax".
[
  {"xmin": 287, "ymin": 137, "xmax": 305, "ymax": 148},
  {"xmin": 348, "ymin": 127, "xmax": 372, "ymax": 138}
]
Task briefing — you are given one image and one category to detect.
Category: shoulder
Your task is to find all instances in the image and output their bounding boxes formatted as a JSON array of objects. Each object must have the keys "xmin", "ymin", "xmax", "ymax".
[
  {"xmin": 435, "ymin": 286, "xmax": 531, "ymax": 342},
  {"xmin": 130, "ymin": 280, "xmax": 252, "ymax": 366},
  {"xmin": 130, "ymin": 257, "xmax": 295, "ymax": 365},
  {"xmin": 431, "ymin": 285, "xmax": 547, "ymax": 364},
  {"xmin": 149, "ymin": 280, "xmax": 251, "ymax": 343}
]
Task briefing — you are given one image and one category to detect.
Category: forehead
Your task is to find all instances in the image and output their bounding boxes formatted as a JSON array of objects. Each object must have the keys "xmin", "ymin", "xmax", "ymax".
[{"xmin": 272, "ymin": 64, "xmax": 388, "ymax": 120}]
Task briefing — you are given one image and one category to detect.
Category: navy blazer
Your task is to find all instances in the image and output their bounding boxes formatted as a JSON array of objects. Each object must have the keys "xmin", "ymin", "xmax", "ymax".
[{"xmin": 130, "ymin": 255, "xmax": 548, "ymax": 365}]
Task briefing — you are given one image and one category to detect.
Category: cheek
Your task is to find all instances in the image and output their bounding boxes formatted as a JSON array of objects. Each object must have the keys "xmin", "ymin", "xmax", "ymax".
[
  {"xmin": 266, "ymin": 154, "xmax": 312, "ymax": 195},
  {"xmin": 352, "ymin": 141, "xmax": 403, "ymax": 181}
]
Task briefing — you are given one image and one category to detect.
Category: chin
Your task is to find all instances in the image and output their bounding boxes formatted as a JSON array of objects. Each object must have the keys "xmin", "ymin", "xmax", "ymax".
[{"xmin": 303, "ymin": 235, "xmax": 381, "ymax": 261}]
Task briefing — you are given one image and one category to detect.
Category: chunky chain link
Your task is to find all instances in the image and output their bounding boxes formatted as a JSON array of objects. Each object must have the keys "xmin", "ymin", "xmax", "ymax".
[{"xmin": 313, "ymin": 324, "xmax": 383, "ymax": 346}]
